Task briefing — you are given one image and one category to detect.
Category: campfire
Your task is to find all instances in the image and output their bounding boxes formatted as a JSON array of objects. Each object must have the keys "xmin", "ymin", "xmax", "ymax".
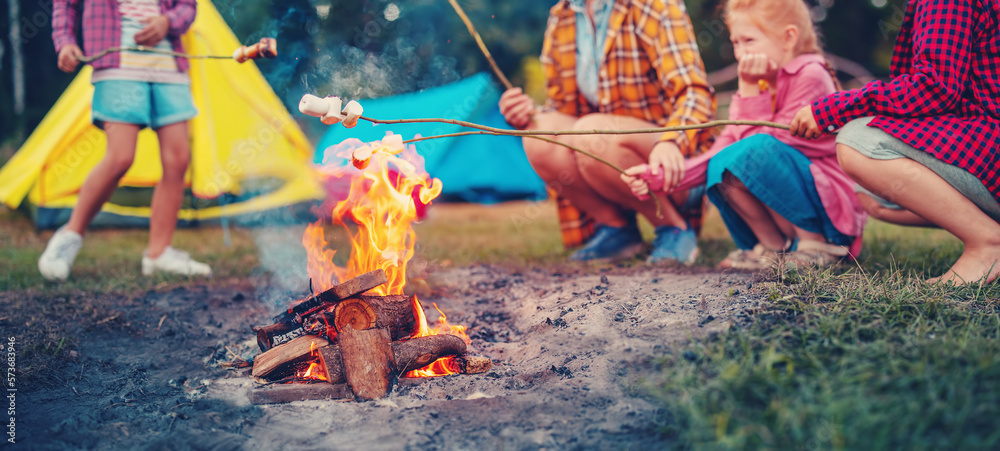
[{"xmin": 248, "ymin": 137, "xmax": 491, "ymax": 404}]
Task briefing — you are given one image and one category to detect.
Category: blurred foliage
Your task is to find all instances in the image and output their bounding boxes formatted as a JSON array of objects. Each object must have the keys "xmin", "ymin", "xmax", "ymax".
[{"xmin": 2, "ymin": 0, "xmax": 906, "ymax": 146}]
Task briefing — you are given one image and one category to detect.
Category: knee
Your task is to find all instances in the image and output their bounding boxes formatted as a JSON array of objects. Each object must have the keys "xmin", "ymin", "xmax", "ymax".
[
  {"xmin": 105, "ymin": 153, "xmax": 136, "ymax": 178},
  {"xmin": 161, "ymin": 147, "xmax": 191, "ymax": 178}
]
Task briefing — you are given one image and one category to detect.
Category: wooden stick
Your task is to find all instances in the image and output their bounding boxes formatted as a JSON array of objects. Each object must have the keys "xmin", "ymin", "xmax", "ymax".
[
  {"xmin": 446, "ymin": 0, "xmax": 513, "ymax": 90},
  {"xmin": 366, "ymin": 117, "xmax": 792, "ymax": 137},
  {"xmin": 78, "ymin": 46, "xmax": 234, "ymax": 63}
]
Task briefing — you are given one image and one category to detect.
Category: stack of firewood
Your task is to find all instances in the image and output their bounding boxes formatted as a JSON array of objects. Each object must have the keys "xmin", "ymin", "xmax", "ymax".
[{"xmin": 249, "ymin": 269, "xmax": 491, "ymax": 403}]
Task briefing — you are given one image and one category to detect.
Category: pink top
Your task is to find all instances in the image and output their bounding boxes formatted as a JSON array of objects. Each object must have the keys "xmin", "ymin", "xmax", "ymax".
[{"xmin": 653, "ymin": 54, "xmax": 867, "ymax": 254}]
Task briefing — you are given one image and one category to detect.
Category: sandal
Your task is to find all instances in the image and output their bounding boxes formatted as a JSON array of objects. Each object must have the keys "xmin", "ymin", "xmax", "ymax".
[{"xmin": 784, "ymin": 240, "xmax": 848, "ymax": 267}]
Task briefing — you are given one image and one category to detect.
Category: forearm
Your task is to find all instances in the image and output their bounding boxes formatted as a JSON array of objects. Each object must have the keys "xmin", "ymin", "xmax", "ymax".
[{"xmin": 51, "ymin": 0, "xmax": 80, "ymax": 52}]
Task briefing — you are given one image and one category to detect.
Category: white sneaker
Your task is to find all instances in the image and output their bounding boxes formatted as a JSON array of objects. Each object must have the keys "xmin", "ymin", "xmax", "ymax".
[
  {"xmin": 38, "ymin": 227, "xmax": 83, "ymax": 281},
  {"xmin": 142, "ymin": 247, "xmax": 212, "ymax": 277}
]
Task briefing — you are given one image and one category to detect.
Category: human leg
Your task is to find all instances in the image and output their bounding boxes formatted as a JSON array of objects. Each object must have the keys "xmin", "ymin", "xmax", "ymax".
[
  {"xmin": 141, "ymin": 83, "xmax": 209, "ymax": 276},
  {"xmin": 147, "ymin": 121, "xmax": 189, "ymax": 258},
  {"xmin": 708, "ymin": 135, "xmax": 852, "ymax": 268},
  {"xmin": 838, "ymin": 143, "xmax": 1000, "ymax": 284},
  {"xmin": 38, "ymin": 122, "xmax": 141, "ymax": 281},
  {"xmin": 64, "ymin": 122, "xmax": 141, "ymax": 235},
  {"xmin": 570, "ymin": 113, "xmax": 689, "ymax": 229},
  {"xmin": 523, "ymin": 112, "xmax": 633, "ymax": 227}
]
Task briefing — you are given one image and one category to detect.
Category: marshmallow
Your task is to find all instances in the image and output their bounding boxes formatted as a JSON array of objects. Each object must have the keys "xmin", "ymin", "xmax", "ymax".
[
  {"xmin": 320, "ymin": 96, "xmax": 344, "ymax": 125},
  {"xmin": 298, "ymin": 94, "xmax": 328, "ymax": 117},
  {"xmin": 341, "ymin": 100, "xmax": 363, "ymax": 128},
  {"xmin": 352, "ymin": 145, "xmax": 373, "ymax": 170},
  {"xmin": 382, "ymin": 134, "xmax": 405, "ymax": 154}
]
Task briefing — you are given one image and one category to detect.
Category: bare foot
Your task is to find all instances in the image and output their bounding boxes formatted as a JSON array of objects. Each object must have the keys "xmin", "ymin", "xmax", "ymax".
[{"xmin": 927, "ymin": 245, "xmax": 1000, "ymax": 285}]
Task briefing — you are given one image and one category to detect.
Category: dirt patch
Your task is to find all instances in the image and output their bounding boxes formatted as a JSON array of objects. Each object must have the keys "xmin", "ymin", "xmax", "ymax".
[{"xmin": 14, "ymin": 265, "xmax": 761, "ymax": 449}]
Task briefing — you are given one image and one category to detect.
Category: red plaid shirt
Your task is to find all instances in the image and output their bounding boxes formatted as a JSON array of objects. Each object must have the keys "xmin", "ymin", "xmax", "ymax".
[
  {"xmin": 812, "ymin": 0, "xmax": 1000, "ymax": 200},
  {"xmin": 52, "ymin": 0, "xmax": 197, "ymax": 72}
]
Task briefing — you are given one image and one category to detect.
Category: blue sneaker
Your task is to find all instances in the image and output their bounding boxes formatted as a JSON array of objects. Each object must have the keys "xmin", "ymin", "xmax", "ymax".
[
  {"xmin": 569, "ymin": 223, "xmax": 644, "ymax": 262},
  {"xmin": 648, "ymin": 225, "xmax": 699, "ymax": 264}
]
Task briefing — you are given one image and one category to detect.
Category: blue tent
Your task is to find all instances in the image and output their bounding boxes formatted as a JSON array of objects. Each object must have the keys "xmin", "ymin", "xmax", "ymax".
[{"xmin": 315, "ymin": 73, "xmax": 547, "ymax": 203}]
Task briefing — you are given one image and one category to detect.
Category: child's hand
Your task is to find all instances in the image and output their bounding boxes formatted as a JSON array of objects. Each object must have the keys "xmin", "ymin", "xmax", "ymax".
[
  {"xmin": 621, "ymin": 165, "xmax": 654, "ymax": 200},
  {"xmin": 790, "ymin": 105, "xmax": 823, "ymax": 139},
  {"xmin": 135, "ymin": 15, "xmax": 170, "ymax": 46},
  {"xmin": 737, "ymin": 53, "xmax": 779, "ymax": 85},
  {"xmin": 648, "ymin": 141, "xmax": 685, "ymax": 191},
  {"xmin": 57, "ymin": 44, "xmax": 83, "ymax": 73}
]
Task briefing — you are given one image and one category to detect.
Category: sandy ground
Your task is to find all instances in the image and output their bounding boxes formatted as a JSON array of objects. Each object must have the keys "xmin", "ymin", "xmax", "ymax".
[{"xmin": 16, "ymin": 264, "xmax": 761, "ymax": 450}]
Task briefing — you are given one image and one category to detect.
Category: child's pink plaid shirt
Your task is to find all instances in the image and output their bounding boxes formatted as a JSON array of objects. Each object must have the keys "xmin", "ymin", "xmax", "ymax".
[{"xmin": 52, "ymin": 0, "xmax": 196, "ymax": 72}]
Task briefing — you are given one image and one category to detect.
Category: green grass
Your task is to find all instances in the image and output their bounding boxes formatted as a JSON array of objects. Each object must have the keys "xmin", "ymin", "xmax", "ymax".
[{"xmin": 649, "ymin": 250, "xmax": 1000, "ymax": 448}]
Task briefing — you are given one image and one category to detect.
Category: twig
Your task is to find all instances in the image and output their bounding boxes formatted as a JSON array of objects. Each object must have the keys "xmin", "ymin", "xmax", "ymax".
[
  {"xmin": 367, "ymin": 116, "xmax": 790, "ymax": 136},
  {"xmin": 78, "ymin": 46, "xmax": 233, "ymax": 63},
  {"xmin": 446, "ymin": 0, "xmax": 513, "ymax": 90}
]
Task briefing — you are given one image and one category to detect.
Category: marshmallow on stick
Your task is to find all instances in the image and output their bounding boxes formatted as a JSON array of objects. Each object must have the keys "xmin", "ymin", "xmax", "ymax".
[
  {"xmin": 233, "ymin": 37, "xmax": 278, "ymax": 63},
  {"xmin": 341, "ymin": 101, "xmax": 363, "ymax": 128},
  {"xmin": 297, "ymin": 94, "xmax": 365, "ymax": 128},
  {"xmin": 352, "ymin": 145, "xmax": 374, "ymax": 170},
  {"xmin": 320, "ymin": 97, "xmax": 344, "ymax": 125},
  {"xmin": 382, "ymin": 134, "xmax": 405, "ymax": 155}
]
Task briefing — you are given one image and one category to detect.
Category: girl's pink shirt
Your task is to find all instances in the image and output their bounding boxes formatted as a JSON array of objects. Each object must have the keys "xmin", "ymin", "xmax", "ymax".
[{"xmin": 679, "ymin": 53, "xmax": 866, "ymax": 254}]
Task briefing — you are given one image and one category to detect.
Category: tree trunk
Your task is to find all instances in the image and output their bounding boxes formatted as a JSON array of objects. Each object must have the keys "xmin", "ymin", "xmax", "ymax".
[{"xmin": 9, "ymin": 0, "xmax": 25, "ymax": 122}]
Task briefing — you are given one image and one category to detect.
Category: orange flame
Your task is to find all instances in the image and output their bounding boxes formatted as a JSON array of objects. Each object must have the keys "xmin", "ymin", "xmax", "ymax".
[
  {"xmin": 405, "ymin": 297, "xmax": 471, "ymax": 377},
  {"xmin": 295, "ymin": 341, "xmax": 328, "ymax": 382},
  {"xmin": 306, "ymin": 137, "xmax": 465, "ymax": 378}
]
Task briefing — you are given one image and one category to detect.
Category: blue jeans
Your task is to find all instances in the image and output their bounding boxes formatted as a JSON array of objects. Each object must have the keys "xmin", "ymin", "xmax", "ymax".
[{"xmin": 706, "ymin": 134, "xmax": 853, "ymax": 250}]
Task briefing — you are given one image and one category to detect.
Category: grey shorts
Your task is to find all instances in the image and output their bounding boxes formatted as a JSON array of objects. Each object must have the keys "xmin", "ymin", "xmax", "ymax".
[{"xmin": 837, "ymin": 117, "xmax": 1000, "ymax": 222}]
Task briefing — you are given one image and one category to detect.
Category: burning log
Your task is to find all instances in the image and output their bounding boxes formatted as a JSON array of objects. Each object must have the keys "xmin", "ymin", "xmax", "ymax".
[
  {"xmin": 252, "ymin": 335, "xmax": 330, "ymax": 379},
  {"xmin": 454, "ymin": 355, "xmax": 493, "ymax": 374},
  {"xmin": 316, "ymin": 334, "xmax": 469, "ymax": 384},
  {"xmin": 254, "ymin": 269, "xmax": 389, "ymax": 351},
  {"xmin": 337, "ymin": 324, "xmax": 396, "ymax": 400},
  {"xmin": 326, "ymin": 295, "xmax": 417, "ymax": 341}
]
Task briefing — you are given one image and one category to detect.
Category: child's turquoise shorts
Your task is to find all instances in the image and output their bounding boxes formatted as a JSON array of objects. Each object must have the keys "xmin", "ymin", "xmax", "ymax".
[{"xmin": 91, "ymin": 80, "xmax": 198, "ymax": 130}]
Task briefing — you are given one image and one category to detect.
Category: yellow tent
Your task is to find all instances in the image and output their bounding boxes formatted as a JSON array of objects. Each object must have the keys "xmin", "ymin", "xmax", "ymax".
[{"xmin": 0, "ymin": 0, "xmax": 323, "ymax": 228}]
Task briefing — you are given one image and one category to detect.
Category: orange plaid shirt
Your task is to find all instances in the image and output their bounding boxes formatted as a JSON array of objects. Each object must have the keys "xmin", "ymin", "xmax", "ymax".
[{"xmin": 541, "ymin": 0, "xmax": 716, "ymax": 248}]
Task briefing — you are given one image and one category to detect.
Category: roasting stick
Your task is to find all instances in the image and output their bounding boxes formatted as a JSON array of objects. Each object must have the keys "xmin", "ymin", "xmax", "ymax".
[
  {"xmin": 446, "ymin": 0, "xmax": 513, "ymax": 90},
  {"xmin": 299, "ymin": 94, "xmax": 792, "ymax": 218},
  {"xmin": 77, "ymin": 37, "xmax": 278, "ymax": 63}
]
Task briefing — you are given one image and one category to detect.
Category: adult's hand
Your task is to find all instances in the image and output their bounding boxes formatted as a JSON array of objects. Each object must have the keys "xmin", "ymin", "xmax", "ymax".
[
  {"xmin": 57, "ymin": 44, "xmax": 84, "ymax": 73},
  {"xmin": 790, "ymin": 105, "xmax": 822, "ymax": 139},
  {"xmin": 648, "ymin": 141, "xmax": 685, "ymax": 191},
  {"xmin": 499, "ymin": 88, "xmax": 535, "ymax": 130},
  {"xmin": 135, "ymin": 15, "xmax": 170, "ymax": 46}
]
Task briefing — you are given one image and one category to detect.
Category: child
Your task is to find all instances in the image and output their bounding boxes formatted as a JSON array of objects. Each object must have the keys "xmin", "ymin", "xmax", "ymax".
[
  {"xmin": 40, "ymin": 0, "xmax": 211, "ymax": 281},
  {"xmin": 791, "ymin": 0, "xmax": 1000, "ymax": 284},
  {"xmin": 624, "ymin": 0, "xmax": 866, "ymax": 269}
]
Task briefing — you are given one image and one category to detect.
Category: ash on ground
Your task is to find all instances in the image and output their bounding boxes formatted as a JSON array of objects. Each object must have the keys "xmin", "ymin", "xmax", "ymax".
[{"xmin": 17, "ymin": 265, "xmax": 761, "ymax": 450}]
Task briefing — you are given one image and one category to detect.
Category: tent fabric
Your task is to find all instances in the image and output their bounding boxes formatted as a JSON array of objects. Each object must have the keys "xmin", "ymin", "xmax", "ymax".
[
  {"xmin": 315, "ymin": 73, "xmax": 547, "ymax": 204},
  {"xmin": 0, "ymin": 0, "xmax": 323, "ymax": 229}
]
